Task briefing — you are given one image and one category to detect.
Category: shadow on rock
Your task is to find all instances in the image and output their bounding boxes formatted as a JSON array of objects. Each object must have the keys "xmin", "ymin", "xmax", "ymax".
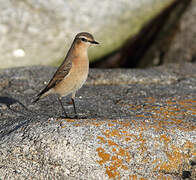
[
  {"xmin": 0, "ymin": 96, "xmax": 36, "ymax": 139},
  {"xmin": 0, "ymin": 96, "xmax": 31, "ymax": 116}
]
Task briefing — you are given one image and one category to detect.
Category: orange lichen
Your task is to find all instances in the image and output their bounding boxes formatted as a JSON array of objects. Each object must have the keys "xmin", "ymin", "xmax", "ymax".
[
  {"xmin": 111, "ymin": 155, "xmax": 118, "ymax": 161},
  {"xmin": 112, "ymin": 148, "xmax": 116, "ymax": 152},
  {"xmin": 129, "ymin": 174, "xmax": 137, "ymax": 180},
  {"xmin": 61, "ymin": 97, "xmax": 193, "ymax": 179},
  {"xmin": 127, "ymin": 133, "xmax": 137, "ymax": 139},
  {"xmin": 125, "ymin": 137, "xmax": 131, "ymax": 142},
  {"xmin": 96, "ymin": 147, "xmax": 111, "ymax": 165},
  {"xmin": 121, "ymin": 165, "xmax": 128, "ymax": 170},
  {"xmin": 57, "ymin": 96, "xmax": 195, "ymax": 179},
  {"xmin": 73, "ymin": 124, "xmax": 81, "ymax": 127},
  {"xmin": 110, "ymin": 129, "xmax": 121, "ymax": 137},
  {"xmin": 158, "ymin": 147, "xmax": 184, "ymax": 172},
  {"xmin": 157, "ymin": 175, "xmax": 173, "ymax": 180},
  {"xmin": 136, "ymin": 114, "xmax": 145, "ymax": 117},
  {"xmin": 111, "ymin": 157, "xmax": 123, "ymax": 168},
  {"xmin": 120, "ymin": 122, "xmax": 131, "ymax": 128},
  {"xmin": 106, "ymin": 155, "xmax": 129, "ymax": 178},
  {"xmin": 117, "ymin": 148, "xmax": 126, "ymax": 157},
  {"xmin": 66, "ymin": 119, "xmax": 75, "ymax": 122},
  {"xmin": 107, "ymin": 140, "xmax": 118, "ymax": 147},
  {"xmin": 91, "ymin": 122, "xmax": 103, "ymax": 127},
  {"xmin": 160, "ymin": 134, "xmax": 171, "ymax": 147},
  {"xmin": 97, "ymin": 136, "xmax": 107, "ymax": 144},
  {"xmin": 102, "ymin": 130, "xmax": 111, "ymax": 138},
  {"xmin": 183, "ymin": 140, "xmax": 194, "ymax": 150},
  {"xmin": 106, "ymin": 166, "xmax": 120, "ymax": 178},
  {"xmin": 122, "ymin": 130, "xmax": 128, "ymax": 134},
  {"xmin": 170, "ymin": 118, "xmax": 183, "ymax": 124},
  {"xmin": 108, "ymin": 123, "xmax": 115, "ymax": 127}
]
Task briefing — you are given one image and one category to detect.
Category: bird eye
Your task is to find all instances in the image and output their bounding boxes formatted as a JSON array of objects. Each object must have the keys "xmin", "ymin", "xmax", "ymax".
[{"xmin": 81, "ymin": 38, "xmax": 87, "ymax": 42}]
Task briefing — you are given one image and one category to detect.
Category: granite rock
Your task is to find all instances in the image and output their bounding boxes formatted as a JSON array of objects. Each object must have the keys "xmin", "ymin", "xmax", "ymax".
[
  {"xmin": 0, "ymin": 63, "xmax": 196, "ymax": 179},
  {"xmin": 165, "ymin": 0, "xmax": 196, "ymax": 63},
  {"xmin": 0, "ymin": 0, "xmax": 174, "ymax": 68}
]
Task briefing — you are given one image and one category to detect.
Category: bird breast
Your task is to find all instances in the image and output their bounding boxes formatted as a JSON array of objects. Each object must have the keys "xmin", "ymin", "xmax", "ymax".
[
  {"xmin": 72, "ymin": 55, "xmax": 89, "ymax": 88},
  {"xmin": 54, "ymin": 55, "xmax": 89, "ymax": 96}
]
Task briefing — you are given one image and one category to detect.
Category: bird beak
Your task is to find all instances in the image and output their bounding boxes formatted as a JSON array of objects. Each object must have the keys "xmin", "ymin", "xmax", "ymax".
[{"xmin": 90, "ymin": 40, "xmax": 99, "ymax": 44}]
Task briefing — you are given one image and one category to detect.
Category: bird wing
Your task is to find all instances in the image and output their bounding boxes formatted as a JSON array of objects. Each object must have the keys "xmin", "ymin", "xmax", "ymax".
[
  {"xmin": 35, "ymin": 58, "xmax": 72, "ymax": 101},
  {"xmin": 46, "ymin": 59, "xmax": 72, "ymax": 90}
]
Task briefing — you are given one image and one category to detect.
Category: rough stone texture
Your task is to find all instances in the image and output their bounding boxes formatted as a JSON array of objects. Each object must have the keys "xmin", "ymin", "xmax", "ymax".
[
  {"xmin": 0, "ymin": 63, "xmax": 196, "ymax": 179},
  {"xmin": 165, "ymin": 0, "xmax": 196, "ymax": 63},
  {"xmin": 0, "ymin": 0, "xmax": 174, "ymax": 68},
  {"xmin": 90, "ymin": 0, "xmax": 194, "ymax": 69}
]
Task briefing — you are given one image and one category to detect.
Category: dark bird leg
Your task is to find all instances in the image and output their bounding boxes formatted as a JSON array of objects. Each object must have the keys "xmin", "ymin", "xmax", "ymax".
[
  {"xmin": 58, "ymin": 97, "xmax": 68, "ymax": 118},
  {"xmin": 71, "ymin": 98, "xmax": 78, "ymax": 119}
]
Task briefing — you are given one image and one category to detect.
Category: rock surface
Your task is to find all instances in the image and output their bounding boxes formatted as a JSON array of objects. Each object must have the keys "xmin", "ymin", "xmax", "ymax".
[
  {"xmin": 0, "ymin": 63, "xmax": 196, "ymax": 179},
  {"xmin": 165, "ymin": 0, "xmax": 196, "ymax": 63},
  {"xmin": 0, "ymin": 0, "xmax": 174, "ymax": 68},
  {"xmin": 91, "ymin": 0, "xmax": 194, "ymax": 68}
]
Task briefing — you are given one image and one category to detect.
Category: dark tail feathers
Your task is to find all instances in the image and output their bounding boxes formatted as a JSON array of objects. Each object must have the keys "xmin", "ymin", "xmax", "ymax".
[
  {"xmin": 32, "ymin": 96, "xmax": 40, "ymax": 103},
  {"xmin": 32, "ymin": 86, "xmax": 49, "ymax": 104},
  {"xmin": 32, "ymin": 91, "xmax": 44, "ymax": 103}
]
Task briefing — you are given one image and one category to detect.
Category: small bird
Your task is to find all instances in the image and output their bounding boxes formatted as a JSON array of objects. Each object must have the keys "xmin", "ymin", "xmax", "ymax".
[{"xmin": 33, "ymin": 32, "xmax": 99, "ymax": 118}]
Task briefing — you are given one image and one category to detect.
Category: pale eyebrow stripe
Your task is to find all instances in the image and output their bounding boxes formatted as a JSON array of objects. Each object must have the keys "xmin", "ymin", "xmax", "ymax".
[
  {"xmin": 79, "ymin": 36, "xmax": 88, "ymax": 39},
  {"xmin": 79, "ymin": 36, "xmax": 92, "ymax": 43}
]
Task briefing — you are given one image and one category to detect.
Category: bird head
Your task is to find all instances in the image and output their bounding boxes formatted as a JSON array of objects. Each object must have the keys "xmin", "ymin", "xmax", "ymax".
[{"xmin": 75, "ymin": 32, "xmax": 99, "ymax": 48}]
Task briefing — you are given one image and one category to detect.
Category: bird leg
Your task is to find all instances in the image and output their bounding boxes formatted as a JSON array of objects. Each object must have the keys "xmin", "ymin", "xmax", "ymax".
[
  {"xmin": 58, "ymin": 97, "xmax": 68, "ymax": 118},
  {"xmin": 71, "ymin": 98, "xmax": 78, "ymax": 119}
]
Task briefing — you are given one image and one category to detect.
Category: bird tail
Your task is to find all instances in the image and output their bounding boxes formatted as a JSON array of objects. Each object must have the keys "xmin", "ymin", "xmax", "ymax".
[
  {"xmin": 32, "ymin": 88, "xmax": 52, "ymax": 104},
  {"xmin": 32, "ymin": 89, "xmax": 46, "ymax": 103}
]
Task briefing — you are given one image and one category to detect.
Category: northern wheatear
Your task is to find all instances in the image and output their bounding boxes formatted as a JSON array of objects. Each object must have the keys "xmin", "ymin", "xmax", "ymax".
[{"xmin": 33, "ymin": 32, "xmax": 99, "ymax": 118}]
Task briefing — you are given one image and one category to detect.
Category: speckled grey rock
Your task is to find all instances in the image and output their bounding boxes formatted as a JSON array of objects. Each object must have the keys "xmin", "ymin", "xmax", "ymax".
[
  {"xmin": 165, "ymin": 0, "xmax": 196, "ymax": 63},
  {"xmin": 0, "ymin": 0, "xmax": 174, "ymax": 68},
  {"xmin": 0, "ymin": 63, "xmax": 196, "ymax": 179}
]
